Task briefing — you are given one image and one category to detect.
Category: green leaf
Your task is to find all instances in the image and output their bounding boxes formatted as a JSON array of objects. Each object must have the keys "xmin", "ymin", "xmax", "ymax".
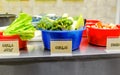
[{"xmin": 71, "ymin": 15, "xmax": 84, "ymax": 30}]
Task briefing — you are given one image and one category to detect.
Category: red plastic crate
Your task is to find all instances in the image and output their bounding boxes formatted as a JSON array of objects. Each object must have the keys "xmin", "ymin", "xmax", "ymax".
[
  {"xmin": 87, "ymin": 25, "xmax": 120, "ymax": 46},
  {"xmin": 0, "ymin": 32, "xmax": 27, "ymax": 49},
  {"xmin": 83, "ymin": 19, "xmax": 100, "ymax": 37}
]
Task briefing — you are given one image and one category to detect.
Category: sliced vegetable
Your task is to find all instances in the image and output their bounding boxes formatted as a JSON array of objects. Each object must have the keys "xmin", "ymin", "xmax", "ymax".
[
  {"xmin": 36, "ymin": 16, "xmax": 54, "ymax": 30},
  {"xmin": 3, "ymin": 13, "xmax": 36, "ymax": 40},
  {"xmin": 88, "ymin": 22, "xmax": 118, "ymax": 29},
  {"xmin": 52, "ymin": 17, "xmax": 73, "ymax": 30},
  {"xmin": 36, "ymin": 16, "xmax": 73, "ymax": 30},
  {"xmin": 36, "ymin": 14, "xmax": 84, "ymax": 31}
]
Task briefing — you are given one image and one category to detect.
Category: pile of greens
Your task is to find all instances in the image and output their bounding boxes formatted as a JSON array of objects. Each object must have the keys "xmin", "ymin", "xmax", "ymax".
[
  {"xmin": 36, "ymin": 14, "xmax": 84, "ymax": 30},
  {"xmin": 3, "ymin": 13, "xmax": 36, "ymax": 40}
]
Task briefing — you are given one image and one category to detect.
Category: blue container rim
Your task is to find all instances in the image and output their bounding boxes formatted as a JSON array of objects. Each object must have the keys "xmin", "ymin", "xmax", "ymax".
[{"xmin": 40, "ymin": 27, "xmax": 85, "ymax": 33}]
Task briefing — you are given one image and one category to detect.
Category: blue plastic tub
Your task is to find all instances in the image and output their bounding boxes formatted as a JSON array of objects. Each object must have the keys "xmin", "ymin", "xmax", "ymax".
[{"xmin": 41, "ymin": 28, "xmax": 84, "ymax": 51}]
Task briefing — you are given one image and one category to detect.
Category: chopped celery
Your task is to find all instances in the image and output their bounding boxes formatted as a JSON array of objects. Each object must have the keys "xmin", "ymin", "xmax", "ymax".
[{"xmin": 3, "ymin": 13, "xmax": 36, "ymax": 40}]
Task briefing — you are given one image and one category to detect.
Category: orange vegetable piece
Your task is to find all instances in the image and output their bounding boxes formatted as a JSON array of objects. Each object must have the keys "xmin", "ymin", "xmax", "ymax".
[{"xmin": 96, "ymin": 22, "xmax": 103, "ymax": 28}]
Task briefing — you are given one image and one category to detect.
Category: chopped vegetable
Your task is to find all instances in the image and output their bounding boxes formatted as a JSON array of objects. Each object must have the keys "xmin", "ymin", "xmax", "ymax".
[
  {"xmin": 3, "ymin": 13, "xmax": 36, "ymax": 40},
  {"xmin": 87, "ymin": 22, "xmax": 118, "ymax": 29},
  {"xmin": 52, "ymin": 17, "xmax": 73, "ymax": 30},
  {"xmin": 36, "ymin": 14, "xmax": 85, "ymax": 31},
  {"xmin": 36, "ymin": 16, "xmax": 73, "ymax": 30},
  {"xmin": 36, "ymin": 16, "xmax": 54, "ymax": 30},
  {"xmin": 71, "ymin": 15, "xmax": 84, "ymax": 30}
]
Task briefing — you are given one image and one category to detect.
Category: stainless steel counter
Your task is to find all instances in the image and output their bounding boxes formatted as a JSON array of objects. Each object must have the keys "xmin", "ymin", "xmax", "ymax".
[
  {"xmin": 0, "ymin": 37, "xmax": 120, "ymax": 62},
  {"xmin": 0, "ymin": 37, "xmax": 120, "ymax": 75}
]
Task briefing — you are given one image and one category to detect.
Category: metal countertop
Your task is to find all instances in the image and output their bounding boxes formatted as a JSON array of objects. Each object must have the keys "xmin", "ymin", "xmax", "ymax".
[{"xmin": 0, "ymin": 37, "xmax": 119, "ymax": 62}]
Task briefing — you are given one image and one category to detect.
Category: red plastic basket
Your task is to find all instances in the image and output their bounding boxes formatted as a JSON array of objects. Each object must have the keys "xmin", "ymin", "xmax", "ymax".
[
  {"xmin": 0, "ymin": 32, "xmax": 27, "ymax": 49},
  {"xmin": 87, "ymin": 25, "xmax": 120, "ymax": 46},
  {"xmin": 83, "ymin": 19, "xmax": 100, "ymax": 37}
]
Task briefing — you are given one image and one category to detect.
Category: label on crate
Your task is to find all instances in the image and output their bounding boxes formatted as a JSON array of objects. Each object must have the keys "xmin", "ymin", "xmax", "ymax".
[
  {"xmin": 0, "ymin": 40, "xmax": 19, "ymax": 56},
  {"xmin": 50, "ymin": 40, "xmax": 72, "ymax": 56},
  {"xmin": 106, "ymin": 37, "xmax": 120, "ymax": 53}
]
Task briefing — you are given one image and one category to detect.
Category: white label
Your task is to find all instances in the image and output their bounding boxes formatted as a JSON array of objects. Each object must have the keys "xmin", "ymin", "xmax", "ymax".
[
  {"xmin": 50, "ymin": 40, "xmax": 72, "ymax": 55},
  {"xmin": 0, "ymin": 40, "xmax": 19, "ymax": 56},
  {"xmin": 106, "ymin": 37, "xmax": 120, "ymax": 52}
]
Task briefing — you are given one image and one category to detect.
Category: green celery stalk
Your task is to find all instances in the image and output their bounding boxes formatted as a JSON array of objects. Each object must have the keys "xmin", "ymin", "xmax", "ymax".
[{"xmin": 3, "ymin": 13, "xmax": 36, "ymax": 40}]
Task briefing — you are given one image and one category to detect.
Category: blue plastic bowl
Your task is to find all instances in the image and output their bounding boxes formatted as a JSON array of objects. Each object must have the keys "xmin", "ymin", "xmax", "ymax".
[{"xmin": 41, "ymin": 28, "xmax": 84, "ymax": 51}]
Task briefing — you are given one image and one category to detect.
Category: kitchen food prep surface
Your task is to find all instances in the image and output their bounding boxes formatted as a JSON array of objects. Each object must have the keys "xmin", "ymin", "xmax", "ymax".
[{"xmin": 0, "ymin": 37, "xmax": 120, "ymax": 62}]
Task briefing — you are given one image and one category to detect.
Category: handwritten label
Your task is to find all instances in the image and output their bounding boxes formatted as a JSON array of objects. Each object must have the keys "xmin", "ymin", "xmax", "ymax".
[
  {"xmin": 0, "ymin": 40, "xmax": 19, "ymax": 56},
  {"xmin": 50, "ymin": 40, "xmax": 72, "ymax": 55},
  {"xmin": 106, "ymin": 37, "xmax": 120, "ymax": 52}
]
